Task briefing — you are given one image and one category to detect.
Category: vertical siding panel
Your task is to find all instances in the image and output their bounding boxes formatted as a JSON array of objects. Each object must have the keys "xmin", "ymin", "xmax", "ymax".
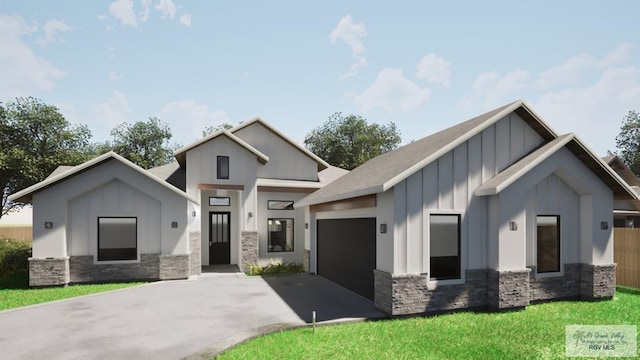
[
  {"xmin": 453, "ymin": 143, "xmax": 468, "ymax": 210},
  {"xmin": 536, "ymin": 177, "xmax": 547, "ymax": 214},
  {"xmin": 524, "ymin": 122, "xmax": 544, "ymax": 152},
  {"xmin": 481, "ymin": 126, "xmax": 496, "ymax": 182},
  {"xmin": 510, "ymin": 115, "xmax": 526, "ymax": 162},
  {"xmin": 526, "ymin": 188, "xmax": 536, "ymax": 266},
  {"xmin": 438, "ymin": 153, "xmax": 454, "ymax": 209},
  {"xmin": 547, "ymin": 174, "xmax": 559, "ymax": 213},
  {"xmin": 423, "ymin": 162, "xmax": 438, "ymax": 209},
  {"xmin": 495, "ymin": 116, "xmax": 511, "ymax": 172},
  {"xmin": 394, "ymin": 180, "xmax": 408, "ymax": 273},
  {"xmin": 467, "ymin": 135, "xmax": 483, "ymax": 269},
  {"xmin": 407, "ymin": 172, "xmax": 423, "ymax": 273}
]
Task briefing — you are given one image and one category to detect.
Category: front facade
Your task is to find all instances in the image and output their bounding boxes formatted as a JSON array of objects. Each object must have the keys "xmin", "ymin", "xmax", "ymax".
[
  {"xmin": 299, "ymin": 100, "xmax": 637, "ymax": 315},
  {"xmin": 10, "ymin": 118, "xmax": 345, "ymax": 286}
]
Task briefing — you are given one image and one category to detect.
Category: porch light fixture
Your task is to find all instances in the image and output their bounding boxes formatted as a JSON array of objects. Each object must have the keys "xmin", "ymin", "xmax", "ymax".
[
  {"xmin": 305, "ymin": 223, "xmax": 309, "ymax": 229},
  {"xmin": 248, "ymin": 212, "xmax": 253, "ymax": 218},
  {"xmin": 44, "ymin": 221, "xmax": 53, "ymax": 229},
  {"xmin": 380, "ymin": 223, "xmax": 387, "ymax": 234},
  {"xmin": 192, "ymin": 211, "xmax": 196, "ymax": 217},
  {"xmin": 509, "ymin": 221, "xmax": 518, "ymax": 231},
  {"xmin": 600, "ymin": 221, "xmax": 609, "ymax": 230}
]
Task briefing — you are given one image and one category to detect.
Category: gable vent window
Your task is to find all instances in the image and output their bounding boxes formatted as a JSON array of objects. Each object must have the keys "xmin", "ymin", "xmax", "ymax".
[{"xmin": 217, "ymin": 156, "xmax": 229, "ymax": 179}]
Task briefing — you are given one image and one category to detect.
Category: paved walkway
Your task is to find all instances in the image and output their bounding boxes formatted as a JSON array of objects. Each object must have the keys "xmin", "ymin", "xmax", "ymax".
[{"xmin": 0, "ymin": 273, "xmax": 385, "ymax": 360}]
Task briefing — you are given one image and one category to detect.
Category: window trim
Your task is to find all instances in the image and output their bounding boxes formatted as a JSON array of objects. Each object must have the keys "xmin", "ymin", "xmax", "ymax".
[
  {"xmin": 217, "ymin": 155, "xmax": 229, "ymax": 180},
  {"xmin": 267, "ymin": 218, "xmax": 294, "ymax": 253},
  {"xmin": 536, "ymin": 214, "xmax": 561, "ymax": 274},
  {"xmin": 209, "ymin": 196, "xmax": 231, "ymax": 206},
  {"xmin": 97, "ymin": 216, "xmax": 138, "ymax": 262},
  {"xmin": 267, "ymin": 200, "xmax": 295, "ymax": 210},
  {"xmin": 428, "ymin": 213, "xmax": 462, "ymax": 281}
]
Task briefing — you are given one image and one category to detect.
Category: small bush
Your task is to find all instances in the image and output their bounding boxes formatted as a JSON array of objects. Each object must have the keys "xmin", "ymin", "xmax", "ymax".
[
  {"xmin": 246, "ymin": 261, "xmax": 305, "ymax": 276},
  {"xmin": 0, "ymin": 238, "xmax": 32, "ymax": 278}
]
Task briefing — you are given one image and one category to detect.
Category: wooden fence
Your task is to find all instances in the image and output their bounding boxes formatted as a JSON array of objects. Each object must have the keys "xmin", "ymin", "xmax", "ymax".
[
  {"xmin": 0, "ymin": 226, "xmax": 32, "ymax": 242},
  {"xmin": 614, "ymin": 228, "xmax": 640, "ymax": 289}
]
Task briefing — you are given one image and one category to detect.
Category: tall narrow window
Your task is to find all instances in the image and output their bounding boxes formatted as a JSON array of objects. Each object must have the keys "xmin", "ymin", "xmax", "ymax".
[
  {"xmin": 98, "ymin": 217, "xmax": 137, "ymax": 261},
  {"xmin": 268, "ymin": 218, "xmax": 294, "ymax": 252},
  {"xmin": 537, "ymin": 215, "xmax": 560, "ymax": 273},
  {"xmin": 217, "ymin": 156, "xmax": 229, "ymax": 179},
  {"xmin": 430, "ymin": 214, "xmax": 461, "ymax": 280}
]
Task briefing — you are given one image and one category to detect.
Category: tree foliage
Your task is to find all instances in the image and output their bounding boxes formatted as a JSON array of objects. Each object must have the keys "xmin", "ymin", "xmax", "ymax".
[
  {"xmin": 304, "ymin": 113, "xmax": 401, "ymax": 170},
  {"xmin": 202, "ymin": 122, "xmax": 234, "ymax": 137},
  {"xmin": 110, "ymin": 117, "xmax": 177, "ymax": 169},
  {"xmin": 0, "ymin": 97, "xmax": 92, "ymax": 218},
  {"xmin": 615, "ymin": 110, "xmax": 640, "ymax": 176}
]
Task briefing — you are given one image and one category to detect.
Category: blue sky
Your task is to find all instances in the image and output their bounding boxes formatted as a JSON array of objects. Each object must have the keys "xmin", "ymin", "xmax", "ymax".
[{"xmin": 1, "ymin": 1, "xmax": 639, "ymax": 155}]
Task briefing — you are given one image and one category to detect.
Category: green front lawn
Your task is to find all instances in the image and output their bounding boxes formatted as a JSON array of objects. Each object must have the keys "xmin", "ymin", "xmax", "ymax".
[
  {"xmin": 0, "ymin": 272, "xmax": 144, "ymax": 311},
  {"xmin": 219, "ymin": 287, "xmax": 640, "ymax": 360}
]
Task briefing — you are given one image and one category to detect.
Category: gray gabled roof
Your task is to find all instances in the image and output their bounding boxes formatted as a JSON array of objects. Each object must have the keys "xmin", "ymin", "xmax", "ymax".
[
  {"xmin": 603, "ymin": 155, "xmax": 640, "ymax": 187},
  {"xmin": 9, "ymin": 152, "xmax": 199, "ymax": 204},
  {"xmin": 297, "ymin": 100, "xmax": 557, "ymax": 207}
]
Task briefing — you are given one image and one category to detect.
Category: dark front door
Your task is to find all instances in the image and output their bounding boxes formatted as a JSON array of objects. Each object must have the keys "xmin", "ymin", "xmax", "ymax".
[{"xmin": 209, "ymin": 212, "xmax": 230, "ymax": 265}]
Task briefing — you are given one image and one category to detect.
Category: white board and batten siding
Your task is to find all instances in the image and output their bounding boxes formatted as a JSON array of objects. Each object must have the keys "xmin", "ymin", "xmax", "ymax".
[{"xmin": 387, "ymin": 113, "xmax": 545, "ymax": 275}]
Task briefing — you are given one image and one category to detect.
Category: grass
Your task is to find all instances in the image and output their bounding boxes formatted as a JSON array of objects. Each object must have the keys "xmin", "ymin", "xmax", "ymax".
[
  {"xmin": 219, "ymin": 287, "xmax": 640, "ymax": 360},
  {"xmin": 0, "ymin": 271, "xmax": 144, "ymax": 311}
]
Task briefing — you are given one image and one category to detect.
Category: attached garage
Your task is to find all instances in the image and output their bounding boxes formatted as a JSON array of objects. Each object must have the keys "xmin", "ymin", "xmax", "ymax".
[{"xmin": 316, "ymin": 217, "xmax": 376, "ymax": 300}]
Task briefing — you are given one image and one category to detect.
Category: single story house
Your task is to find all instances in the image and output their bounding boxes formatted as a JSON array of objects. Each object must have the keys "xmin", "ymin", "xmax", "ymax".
[
  {"xmin": 9, "ymin": 118, "xmax": 347, "ymax": 286},
  {"xmin": 297, "ymin": 99, "xmax": 638, "ymax": 315}
]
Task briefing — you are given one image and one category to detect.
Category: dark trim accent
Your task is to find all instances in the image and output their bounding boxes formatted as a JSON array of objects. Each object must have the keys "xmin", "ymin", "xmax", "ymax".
[
  {"xmin": 217, "ymin": 155, "xmax": 229, "ymax": 179},
  {"xmin": 310, "ymin": 194, "xmax": 376, "ymax": 212},
  {"xmin": 209, "ymin": 196, "xmax": 231, "ymax": 206},
  {"xmin": 429, "ymin": 213, "xmax": 461, "ymax": 280},
  {"xmin": 97, "ymin": 217, "xmax": 137, "ymax": 262},
  {"xmin": 258, "ymin": 186, "xmax": 318, "ymax": 193},
  {"xmin": 267, "ymin": 200, "xmax": 295, "ymax": 210},
  {"xmin": 197, "ymin": 183, "xmax": 245, "ymax": 190},
  {"xmin": 209, "ymin": 211, "xmax": 231, "ymax": 264},
  {"xmin": 267, "ymin": 218, "xmax": 294, "ymax": 253}
]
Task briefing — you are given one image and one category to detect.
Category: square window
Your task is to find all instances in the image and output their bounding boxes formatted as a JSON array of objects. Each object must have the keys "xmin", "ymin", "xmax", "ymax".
[
  {"xmin": 98, "ymin": 217, "xmax": 137, "ymax": 261},
  {"xmin": 217, "ymin": 156, "xmax": 229, "ymax": 179},
  {"xmin": 268, "ymin": 218, "xmax": 294, "ymax": 252},
  {"xmin": 537, "ymin": 215, "xmax": 560, "ymax": 273},
  {"xmin": 267, "ymin": 200, "xmax": 294, "ymax": 210},
  {"xmin": 209, "ymin": 197, "xmax": 230, "ymax": 206},
  {"xmin": 430, "ymin": 214, "xmax": 461, "ymax": 280}
]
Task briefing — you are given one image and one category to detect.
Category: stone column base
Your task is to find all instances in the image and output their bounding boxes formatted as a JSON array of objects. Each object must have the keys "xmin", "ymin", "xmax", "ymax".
[
  {"xmin": 488, "ymin": 269, "xmax": 530, "ymax": 310},
  {"xmin": 580, "ymin": 264, "xmax": 616, "ymax": 300},
  {"xmin": 159, "ymin": 254, "xmax": 190, "ymax": 280},
  {"xmin": 29, "ymin": 257, "xmax": 69, "ymax": 287},
  {"xmin": 240, "ymin": 231, "xmax": 258, "ymax": 273},
  {"xmin": 189, "ymin": 232, "xmax": 202, "ymax": 275},
  {"xmin": 303, "ymin": 250, "xmax": 310, "ymax": 273}
]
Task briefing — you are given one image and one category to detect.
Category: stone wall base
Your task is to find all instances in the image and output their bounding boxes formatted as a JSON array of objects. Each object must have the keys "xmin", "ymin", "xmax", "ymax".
[
  {"xmin": 189, "ymin": 232, "xmax": 202, "ymax": 276},
  {"xmin": 69, "ymin": 254, "xmax": 160, "ymax": 283},
  {"xmin": 240, "ymin": 231, "xmax": 258, "ymax": 273},
  {"xmin": 29, "ymin": 257, "xmax": 69, "ymax": 287},
  {"xmin": 581, "ymin": 264, "xmax": 616, "ymax": 300},
  {"xmin": 529, "ymin": 264, "xmax": 580, "ymax": 301},
  {"xmin": 488, "ymin": 269, "xmax": 531, "ymax": 310},
  {"xmin": 159, "ymin": 254, "xmax": 190, "ymax": 280},
  {"xmin": 303, "ymin": 250, "xmax": 310, "ymax": 273}
]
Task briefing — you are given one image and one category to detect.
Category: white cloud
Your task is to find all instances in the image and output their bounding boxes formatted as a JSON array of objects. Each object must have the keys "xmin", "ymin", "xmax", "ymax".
[
  {"xmin": 350, "ymin": 68, "xmax": 431, "ymax": 113},
  {"xmin": 36, "ymin": 19, "xmax": 73, "ymax": 48},
  {"xmin": 155, "ymin": 0, "xmax": 177, "ymax": 19},
  {"xmin": 97, "ymin": 14, "xmax": 109, "ymax": 21},
  {"xmin": 109, "ymin": 0, "xmax": 138, "ymax": 27},
  {"xmin": 180, "ymin": 13, "xmax": 192, "ymax": 28},
  {"xmin": 108, "ymin": 71, "xmax": 122, "ymax": 81},
  {"xmin": 93, "ymin": 91, "xmax": 131, "ymax": 128},
  {"xmin": 330, "ymin": 14, "xmax": 367, "ymax": 79},
  {"xmin": 0, "ymin": 14, "xmax": 65, "ymax": 100},
  {"xmin": 139, "ymin": 0, "xmax": 152, "ymax": 22},
  {"xmin": 158, "ymin": 100, "xmax": 230, "ymax": 143},
  {"xmin": 416, "ymin": 54, "xmax": 451, "ymax": 88},
  {"xmin": 461, "ymin": 69, "xmax": 530, "ymax": 109}
]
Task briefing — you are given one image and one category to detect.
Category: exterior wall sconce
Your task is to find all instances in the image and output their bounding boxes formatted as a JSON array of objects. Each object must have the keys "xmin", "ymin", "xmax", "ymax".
[
  {"xmin": 192, "ymin": 211, "xmax": 196, "ymax": 217},
  {"xmin": 44, "ymin": 222, "xmax": 53, "ymax": 229},
  {"xmin": 380, "ymin": 223, "xmax": 387, "ymax": 234},
  {"xmin": 248, "ymin": 212, "xmax": 253, "ymax": 218},
  {"xmin": 600, "ymin": 221, "xmax": 609, "ymax": 230},
  {"xmin": 305, "ymin": 223, "xmax": 309, "ymax": 229},
  {"xmin": 171, "ymin": 221, "xmax": 178, "ymax": 229},
  {"xmin": 509, "ymin": 221, "xmax": 518, "ymax": 231}
]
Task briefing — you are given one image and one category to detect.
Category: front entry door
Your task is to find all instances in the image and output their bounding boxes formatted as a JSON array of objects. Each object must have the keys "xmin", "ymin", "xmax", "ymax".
[{"xmin": 209, "ymin": 212, "xmax": 230, "ymax": 264}]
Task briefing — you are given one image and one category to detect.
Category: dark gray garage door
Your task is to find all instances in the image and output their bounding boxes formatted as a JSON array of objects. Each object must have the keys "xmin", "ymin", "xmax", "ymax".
[{"xmin": 317, "ymin": 218, "xmax": 376, "ymax": 300}]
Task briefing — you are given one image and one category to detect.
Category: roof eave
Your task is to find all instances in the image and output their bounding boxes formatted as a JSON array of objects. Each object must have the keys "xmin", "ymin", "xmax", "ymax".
[{"xmin": 295, "ymin": 185, "xmax": 383, "ymax": 208}]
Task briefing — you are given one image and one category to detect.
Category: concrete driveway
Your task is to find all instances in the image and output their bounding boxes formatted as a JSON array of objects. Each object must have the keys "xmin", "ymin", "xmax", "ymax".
[{"xmin": 0, "ymin": 272, "xmax": 385, "ymax": 360}]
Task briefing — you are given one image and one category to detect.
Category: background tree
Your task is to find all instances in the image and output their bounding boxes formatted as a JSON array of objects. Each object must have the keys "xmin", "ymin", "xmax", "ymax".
[
  {"xmin": 110, "ymin": 117, "xmax": 177, "ymax": 169},
  {"xmin": 202, "ymin": 122, "xmax": 234, "ymax": 137},
  {"xmin": 615, "ymin": 110, "xmax": 640, "ymax": 176},
  {"xmin": 0, "ymin": 97, "xmax": 91, "ymax": 218},
  {"xmin": 304, "ymin": 113, "xmax": 401, "ymax": 170}
]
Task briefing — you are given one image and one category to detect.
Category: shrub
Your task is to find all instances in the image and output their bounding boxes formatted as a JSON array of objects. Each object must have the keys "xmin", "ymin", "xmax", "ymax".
[
  {"xmin": 246, "ymin": 261, "xmax": 305, "ymax": 276},
  {"xmin": 0, "ymin": 238, "xmax": 31, "ymax": 278}
]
